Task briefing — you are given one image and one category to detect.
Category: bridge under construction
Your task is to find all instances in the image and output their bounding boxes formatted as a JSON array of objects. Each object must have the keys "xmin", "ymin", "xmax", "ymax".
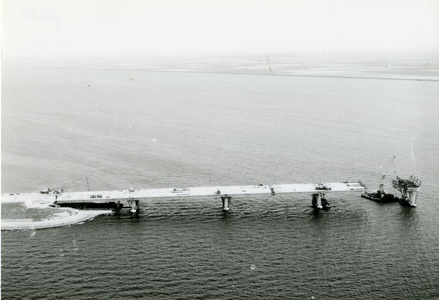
[{"xmin": 13, "ymin": 181, "xmax": 366, "ymax": 213}]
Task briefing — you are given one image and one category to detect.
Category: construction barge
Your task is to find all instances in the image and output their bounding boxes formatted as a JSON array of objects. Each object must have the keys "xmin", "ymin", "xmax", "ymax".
[
  {"xmin": 361, "ymin": 175, "xmax": 421, "ymax": 207},
  {"xmin": 2, "ymin": 181, "xmax": 365, "ymax": 213},
  {"xmin": 361, "ymin": 184, "xmax": 400, "ymax": 203}
]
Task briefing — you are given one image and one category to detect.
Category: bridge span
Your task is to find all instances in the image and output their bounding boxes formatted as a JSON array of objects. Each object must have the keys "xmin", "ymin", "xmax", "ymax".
[{"xmin": 52, "ymin": 181, "xmax": 365, "ymax": 213}]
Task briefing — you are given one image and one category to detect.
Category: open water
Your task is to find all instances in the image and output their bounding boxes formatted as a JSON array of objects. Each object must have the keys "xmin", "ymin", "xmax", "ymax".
[{"xmin": 2, "ymin": 65, "xmax": 439, "ymax": 299}]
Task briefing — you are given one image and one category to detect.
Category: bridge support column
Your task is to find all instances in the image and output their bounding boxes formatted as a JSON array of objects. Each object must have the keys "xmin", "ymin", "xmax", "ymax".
[
  {"xmin": 128, "ymin": 199, "xmax": 140, "ymax": 213},
  {"xmin": 407, "ymin": 188, "xmax": 419, "ymax": 207},
  {"xmin": 221, "ymin": 195, "xmax": 232, "ymax": 211},
  {"xmin": 312, "ymin": 193, "xmax": 323, "ymax": 209},
  {"xmin": 113, "ymin": 200, "xmax": 122, "ymax": 213}
]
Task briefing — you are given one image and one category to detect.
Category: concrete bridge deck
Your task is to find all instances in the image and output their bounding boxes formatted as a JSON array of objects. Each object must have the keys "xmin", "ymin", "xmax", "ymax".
[
  {"xmin": 3, "ymin": 182, "xmax": 365, "ymax": 212},
  {"xmin": 57, "ymin": 182, "xmax": 363, "ymax": 201}
]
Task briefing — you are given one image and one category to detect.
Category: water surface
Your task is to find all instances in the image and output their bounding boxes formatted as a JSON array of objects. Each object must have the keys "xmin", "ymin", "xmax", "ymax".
[{"xmin": 2, "ymin": 65, "xmax": 439, "ymax": 299}]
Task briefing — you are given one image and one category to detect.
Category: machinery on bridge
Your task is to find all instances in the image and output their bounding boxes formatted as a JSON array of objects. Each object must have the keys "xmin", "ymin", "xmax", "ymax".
[{"xmin": 392, "ymin": 175, "xmax": 421, "ymax": 207}]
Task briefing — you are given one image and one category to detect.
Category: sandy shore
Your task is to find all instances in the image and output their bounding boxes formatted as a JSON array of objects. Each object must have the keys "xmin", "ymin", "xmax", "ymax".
[
  {"xmin": 2, "ymin": 209, "xmax": 112, "ymax": 230},
  {"xmin": 1, "ymin": 194, "xmax": 113, "ymax": 230}
]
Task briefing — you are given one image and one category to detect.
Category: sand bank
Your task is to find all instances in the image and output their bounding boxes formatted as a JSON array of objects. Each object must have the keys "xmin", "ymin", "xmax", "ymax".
[
  {"xmin": 1, "ymin": 194, "xmax": 113, "ymax": 230},
  {"xmin": 1, "ymin": 209, "xmax": 113, "ymax": 230}
]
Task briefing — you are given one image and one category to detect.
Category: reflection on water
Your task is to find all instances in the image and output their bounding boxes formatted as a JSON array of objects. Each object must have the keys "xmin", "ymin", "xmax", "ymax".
[
  {"xmin": 398, "ymin": 206, "xmax": 419, "ymax": 230},
  {"xmin": 220, "ymin": 211, "xmax": 233, "ymax": 220},
  {"xmin": 308, "ymin": 207, "xmax": 324, "ymax": 220},
  {"xmin": 399, "ymin": 206, "xmax": 418, "ymax": 220}
]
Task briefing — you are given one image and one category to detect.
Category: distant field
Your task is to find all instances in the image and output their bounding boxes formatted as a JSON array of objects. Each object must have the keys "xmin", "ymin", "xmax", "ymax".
[
  {"xmin": 7, "ymin": 52, "xmax": 437, "ymax": 81},
  {"xmin": 148, "ymin": 53, "xmax": 439, "ymax": 81}
]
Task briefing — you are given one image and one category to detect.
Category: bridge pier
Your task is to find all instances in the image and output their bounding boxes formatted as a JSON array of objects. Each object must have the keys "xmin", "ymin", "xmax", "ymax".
[
  {"xmin": 312, "ymin": 193, "xmax": 323, "ymax": 209},
  {"xmin": 406, "ymin": 188, "xmax": 419, "ymax": 207},
  {"xmin": 221, "ymin": 195, "xmax": 232, "ymax": 211},
  {"xmin": 113, "ymin": 200, "xmax": 122, "ymax": 213},
  {"xmin": 128, "ymin": 199, "xmax": 140, "ymax": 213},
  {"xmin": 312, "ymin": 193, "xmax": 331, "ymax": 209}
]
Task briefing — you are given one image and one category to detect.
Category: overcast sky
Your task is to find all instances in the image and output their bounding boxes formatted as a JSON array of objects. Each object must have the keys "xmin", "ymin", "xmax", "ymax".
[{"xmin": 2, "ymin": 0, "xmax": 439, "ymax": 60}]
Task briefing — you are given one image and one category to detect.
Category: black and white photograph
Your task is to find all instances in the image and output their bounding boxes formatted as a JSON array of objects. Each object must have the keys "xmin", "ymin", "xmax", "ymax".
[{"xmin": 1, "ymin": 0, "xmax": 439, "ymax": 298}]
